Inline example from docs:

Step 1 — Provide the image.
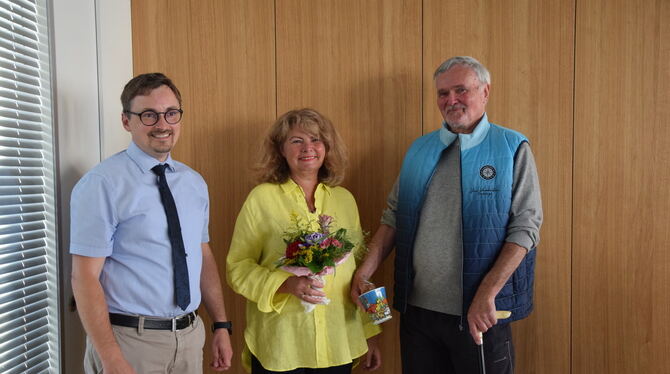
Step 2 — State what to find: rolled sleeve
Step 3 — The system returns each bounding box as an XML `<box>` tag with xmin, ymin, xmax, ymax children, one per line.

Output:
<box><xmin>380</xmin><ymin>177</ymin><xmax>399</xmax><ymax>229</ymax></box>
<box><xmin>226</xmin><ymin>199</ymin><xmax>292</xmax><ymax>314</ymax></box>
<box><xmin>506</xmin><ymin>142</ymin><xmax>543</xmax><ymax>251</ymax></box>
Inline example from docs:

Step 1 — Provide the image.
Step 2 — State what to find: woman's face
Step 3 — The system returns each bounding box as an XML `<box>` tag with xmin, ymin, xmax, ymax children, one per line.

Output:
<box><xmin>281</xmin><ymin>126</ymin><xmax>326</xmax><ymax>178</ymax></box>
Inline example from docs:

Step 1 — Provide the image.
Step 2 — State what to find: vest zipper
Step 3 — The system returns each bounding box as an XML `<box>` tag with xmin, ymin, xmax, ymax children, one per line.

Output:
<box><xmin>458</xmin><ymin>139</ymin><xmax>465</xmax><ymax>333</ymax></box>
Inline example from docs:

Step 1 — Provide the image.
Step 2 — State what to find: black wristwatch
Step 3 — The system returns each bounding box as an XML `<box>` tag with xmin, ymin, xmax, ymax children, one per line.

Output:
<box><xmin>211</xmin><ymin>321</ymin><xmax>233</xmax><ymax>335</ymax></box>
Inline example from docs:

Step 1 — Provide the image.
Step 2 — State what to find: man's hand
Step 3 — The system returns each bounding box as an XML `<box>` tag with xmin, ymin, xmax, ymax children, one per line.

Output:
<box><xmin>102</xmin><ymin>361</ymin><xmax>137</xmax><ymax>374</ymax></box>
<box><xmin>200</xmin><ymin>243</ymin><xmax>234</xmax><ymax>370</ymax></box>
<box><xmin>466</xmin><ymin>242</ymin><xmax>528</xmax><ymax>344</ymax></box>
<box><xmin>466</xmin><ymin>293</ymin><xmax>498</xmax><ymax>345</ymax></box>
<box><xmin>350</xmin><ymin>224</ymin><xmax>397</xmax><ymax>310</ymax></box>
<box><xmin>210</xmin><ymin>329</ymin><xmax>233</xmax><ymax>371</ymax></box>
<box><xmin>350</xmin><ymin>271</ymin><xmax>374</xmax><ymax>310</ymax></box>
<box><xmin>363</xmin><ymin>335</ymin><xmax>382</xmax><ymax>371</ymax></box>
<box><xmin>72</xmin><ymin>255</ymin><xmax>136</xmax><ymax>373</ymax></box>
<box><xmin>101</xmin><ymin>353</ymin><xmax>138</xmax><ymax>374</ymax></box>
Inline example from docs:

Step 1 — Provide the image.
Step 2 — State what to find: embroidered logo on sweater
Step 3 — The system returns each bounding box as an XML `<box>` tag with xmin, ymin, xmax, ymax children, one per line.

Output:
<box><xmin>480</xmin><ymin>165</ymin><xmax>496</xmax><ymax>180</ymax></box>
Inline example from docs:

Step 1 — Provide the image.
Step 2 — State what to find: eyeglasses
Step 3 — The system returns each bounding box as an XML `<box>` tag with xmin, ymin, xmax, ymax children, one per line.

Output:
<box><xmin>124</xmin><ymin>108</ymin><xmax>183</xmax><ymax>126</ymax></box>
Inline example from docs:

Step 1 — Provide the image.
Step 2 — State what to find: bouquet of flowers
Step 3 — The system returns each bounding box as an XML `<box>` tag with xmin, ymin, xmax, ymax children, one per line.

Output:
<box><xmin>276</xmin><ymin>213</ymin><xmax>355</xmax><ymax>312</ymax></box>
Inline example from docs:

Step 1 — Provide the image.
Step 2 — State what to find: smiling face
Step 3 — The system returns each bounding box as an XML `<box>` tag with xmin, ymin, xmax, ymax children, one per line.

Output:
<box><xmin>281</xmin><ymin>126</ymin><xmax>326</xmax><ymax>179</ymax></box>
<box><xmin>122</xmin><ymin>85</ymin><xmax>181</xmax><ymax>161</ymax></box>
<box><xmin>435</xmin><ymin>65</ymin><xmax>490</xmax><ymax>134</ymax></box>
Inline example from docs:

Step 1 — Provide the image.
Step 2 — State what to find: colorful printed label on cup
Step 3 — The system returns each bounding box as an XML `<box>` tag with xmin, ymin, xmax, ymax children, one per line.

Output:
<box><xmin>359</xmin><ymin>286</ymin><xmax>392</xmax><ymax>325</ymax></box>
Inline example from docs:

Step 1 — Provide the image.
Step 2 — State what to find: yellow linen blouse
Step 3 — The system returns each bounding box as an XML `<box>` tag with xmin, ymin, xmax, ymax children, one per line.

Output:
<box><xmin>226</xmin><ymin>180</ymin><xmax>380</xmax><ymax>372</ymax></box>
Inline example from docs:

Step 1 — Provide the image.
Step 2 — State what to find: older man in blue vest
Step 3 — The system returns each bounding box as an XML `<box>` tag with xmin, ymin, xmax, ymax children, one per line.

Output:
<box><xmin>352</xmin><ymin>56</ymin><xmax>542</xmax><ymax>373</ymax></box>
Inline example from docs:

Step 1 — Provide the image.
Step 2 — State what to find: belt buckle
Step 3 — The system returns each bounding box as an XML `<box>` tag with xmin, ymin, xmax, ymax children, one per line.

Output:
<box><xmin>172</xmin><ymin>312</ymin><xmax>193</xmax><ymax>331</ymax></box>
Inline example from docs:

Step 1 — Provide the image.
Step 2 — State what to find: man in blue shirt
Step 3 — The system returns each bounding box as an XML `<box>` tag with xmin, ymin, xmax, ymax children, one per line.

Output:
<box><xmin>351</xmin><ymin>56</ymin><xmax>542</xmax><ymax>373</ymax></box>
<box><xmin>71</xmin><ymin>73</ymin><xmax>233</xmax><ymax>373</ymax></box>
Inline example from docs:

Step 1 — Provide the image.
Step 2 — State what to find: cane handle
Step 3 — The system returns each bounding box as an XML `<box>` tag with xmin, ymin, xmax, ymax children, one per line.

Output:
<box><xmin>495</xmin><ymin>310</ymin><xmax>511</xmax><ymax>319</ymax></box>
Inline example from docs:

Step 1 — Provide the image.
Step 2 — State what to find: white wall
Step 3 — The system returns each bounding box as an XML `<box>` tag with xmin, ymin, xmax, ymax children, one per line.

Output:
<box><xmin>51</xmin><ymin>1</ymin><xmax>132</xmax><ymax>372</ymax></box>
<box><xmin>95</xmin><ymin>0</ymin><xmax>134</xmax><ymax>158</ymax></box>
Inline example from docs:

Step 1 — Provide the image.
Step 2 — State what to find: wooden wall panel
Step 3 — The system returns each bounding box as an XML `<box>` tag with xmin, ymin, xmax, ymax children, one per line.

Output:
<box><xmin>423</xmin><ymin>1</ymin><xmax>574</xmax><ymax>373</ymax></box>
<box><xmin>126</xmin><ymin>1</ymin><xmax>670</xmax><ymax>373</ymax></box>
<box><xmin>131</xmin><ymin>1</ymin><xmax>276</xmax><ymax>372</ymax></box>
<box><xmin>573</xmin><ymin>0</ymin><xmax>670</xmax><ymax>372</ymax></box>
<box><xmin>275</xmin><ymin>1</ymin><xmax>422</xmax><ymax>372</ymax></box>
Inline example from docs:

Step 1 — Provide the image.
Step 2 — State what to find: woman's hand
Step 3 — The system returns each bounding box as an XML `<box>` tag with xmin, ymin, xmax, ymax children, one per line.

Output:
<box><xmin>277</xmin><ymin>276</ymin><xmax>326</xmax><ymax>304</ymax></box>
<box><xmin>363</xmin><ymin>335</ymin><xmax>382</xmax><ymax>371</ymax></box>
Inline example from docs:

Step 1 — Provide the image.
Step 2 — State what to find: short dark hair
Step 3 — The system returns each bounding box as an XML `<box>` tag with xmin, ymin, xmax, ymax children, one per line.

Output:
<box><xmin>120</xmin><ymin>72</ymin><xmax>182</xmax><ymax>112</ymax></box>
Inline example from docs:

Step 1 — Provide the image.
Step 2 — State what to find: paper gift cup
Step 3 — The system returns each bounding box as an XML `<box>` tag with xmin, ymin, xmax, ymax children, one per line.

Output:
<box><xmin>359</xmin><ymin>286</ymin><xmax>392</xmax><ymax>325</ymax></box>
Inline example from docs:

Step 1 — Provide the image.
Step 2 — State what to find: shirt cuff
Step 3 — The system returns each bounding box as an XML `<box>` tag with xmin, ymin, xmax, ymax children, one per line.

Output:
<box><xmin>380</xmin><ymin>208</ymin><xmax>396</xmax><ymax>229</ymax></box>
<box><xmin>256</xmin><ymin>270</ymin><xmax>293</xmax><ymax>314</ymax></box>
<box><xmin>505</xmin><ymin>231</ymin><xmax>535</xmax><ymax>252</ymax></box>
<box><xmin>69</xmin><ymin>244</ymin><xmax>112</xmax><ymax>257</ymax></box>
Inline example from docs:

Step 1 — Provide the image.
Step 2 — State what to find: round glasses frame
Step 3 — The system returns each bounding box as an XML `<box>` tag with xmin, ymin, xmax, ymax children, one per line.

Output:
<box><xmin>124</xmin><ymin>108</ymin><xmax>183</xmax><ymax>126</ymax></box>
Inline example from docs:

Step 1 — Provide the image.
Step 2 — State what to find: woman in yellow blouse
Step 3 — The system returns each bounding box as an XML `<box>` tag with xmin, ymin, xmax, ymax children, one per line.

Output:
<box><xmin>226</xmin><ymin>108</ymin><xmax>381</xmax><ymax>373</ymax></box>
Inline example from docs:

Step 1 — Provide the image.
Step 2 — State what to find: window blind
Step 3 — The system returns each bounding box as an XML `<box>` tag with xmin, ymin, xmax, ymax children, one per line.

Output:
<box><xmin>0</xmin><ymin>0</ymin><xmax>59</xmax><ymax>373</ymax></box>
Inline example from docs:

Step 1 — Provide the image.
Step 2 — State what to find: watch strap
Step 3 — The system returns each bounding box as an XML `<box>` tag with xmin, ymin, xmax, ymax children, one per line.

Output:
<box><xmin>211</xmin><ymin>321</ymin><xmax>232</xmax><ymax>335</ymax></box>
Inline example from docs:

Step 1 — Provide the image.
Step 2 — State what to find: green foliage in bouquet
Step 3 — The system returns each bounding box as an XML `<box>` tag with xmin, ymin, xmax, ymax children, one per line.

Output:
<box><xmin>277</xmin><ymin>213</ymin><xmax>355</xmax><ymax>274</ymax></box>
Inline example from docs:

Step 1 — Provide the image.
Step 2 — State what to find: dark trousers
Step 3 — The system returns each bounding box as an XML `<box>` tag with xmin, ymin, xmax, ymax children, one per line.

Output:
<box><xmin>251</xmin><ymin>355</ymin><xmax>353</xmax><ymax>374</ymax></box>
<box><xmin>400</xmin><ymin>304</ymin><xmax>515</xmax><ymax>374</ymax></box>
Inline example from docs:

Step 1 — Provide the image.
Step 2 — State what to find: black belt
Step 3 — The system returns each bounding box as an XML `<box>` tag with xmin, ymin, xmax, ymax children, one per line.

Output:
<box><xmin>109</xmin><ymin>311</ymin><xmax>197</xmax><ymax>331</ymax></box>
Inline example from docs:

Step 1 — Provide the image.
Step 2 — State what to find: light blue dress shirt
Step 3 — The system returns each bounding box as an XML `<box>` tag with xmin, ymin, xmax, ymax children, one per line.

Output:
<box><xmin>70</xmin><ymin>142</ymin><xmax>208</xmax><ymax>317</ymax></box>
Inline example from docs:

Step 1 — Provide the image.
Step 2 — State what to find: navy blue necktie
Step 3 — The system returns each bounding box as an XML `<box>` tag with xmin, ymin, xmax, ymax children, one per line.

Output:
<box><xmin>151</xmin><ymin>164</ymin><xmax>190</xmax><ymax>310</ymax></box>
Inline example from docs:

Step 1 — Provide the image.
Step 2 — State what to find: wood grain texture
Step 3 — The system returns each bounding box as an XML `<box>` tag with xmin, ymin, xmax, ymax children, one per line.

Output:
<box><xmin>275</xmin><ymin>2</ymin><xmax>422</xmax><ymax>372</ymax></box>
<box><xmin>573</xmin><ymin>0</ymin><xmax>670</xmax><ymax>372</ymax></box>
<box><xmin>132</xmin><ymin>1</ymin><xmax>276</xmax><ymax>372</ymax></box>
<box><xmin>422</xmin><ymin>1</ymin><xmax>574</xmax><ymax>373</ymax></box>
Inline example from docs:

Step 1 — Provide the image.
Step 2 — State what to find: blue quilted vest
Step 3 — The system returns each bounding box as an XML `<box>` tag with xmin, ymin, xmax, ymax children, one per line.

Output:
<box><xmin>394</xmin><ymin>115</ymin><xmax>536</xmax><ymax>323</ymax></box>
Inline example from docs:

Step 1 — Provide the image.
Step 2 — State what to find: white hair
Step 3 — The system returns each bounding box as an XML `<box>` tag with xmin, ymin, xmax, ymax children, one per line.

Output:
<box><xmin>433</xmin><ymin>56</ymin><xmax>491</xmax><ymax>85</ymax></box>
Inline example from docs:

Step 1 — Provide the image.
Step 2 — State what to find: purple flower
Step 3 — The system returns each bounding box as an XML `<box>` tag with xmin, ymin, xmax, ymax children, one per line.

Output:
<box><xmin>305</xmin><ymin>232</ymin><xmax>325</xmax><ymax>244</ymax></box>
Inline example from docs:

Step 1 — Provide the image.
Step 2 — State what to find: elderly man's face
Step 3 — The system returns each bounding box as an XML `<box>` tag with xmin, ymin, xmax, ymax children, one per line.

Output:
<box><xmin>435</xmin><ymin>65</ymin><xmax>490</xmax><ymax>134</ymax></box>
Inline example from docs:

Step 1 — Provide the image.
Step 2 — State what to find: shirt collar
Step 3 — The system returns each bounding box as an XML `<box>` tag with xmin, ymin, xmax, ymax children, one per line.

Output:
<box><xmin>126</xmin><ymin>141</ymin><xmax>175</xmax><ymax>173</ymax></box>
<box><xmin>279</xmin><ymin>178</ymin><xmax>332</xmax><ymax>196</ymax></box>
<box><xmin>439</xmin><ymin>112</ymin><xmax>491</xmax><ymax>151</ymax></box>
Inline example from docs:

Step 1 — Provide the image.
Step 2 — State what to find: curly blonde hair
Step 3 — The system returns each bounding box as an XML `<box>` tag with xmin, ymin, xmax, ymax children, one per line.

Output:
<box><xmin>256</xmin><ymin>108</ymin><xmax>347</xmax><ymax>186</ymax></box>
